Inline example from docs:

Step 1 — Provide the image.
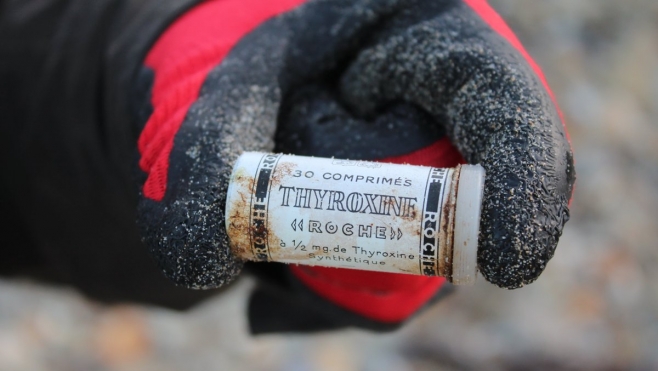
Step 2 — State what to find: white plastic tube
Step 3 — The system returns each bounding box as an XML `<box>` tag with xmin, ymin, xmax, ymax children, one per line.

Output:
<box><xmin>225</xmin><ymin>152</ymin><xmax>485</xmax><ymax>285</ymax></box>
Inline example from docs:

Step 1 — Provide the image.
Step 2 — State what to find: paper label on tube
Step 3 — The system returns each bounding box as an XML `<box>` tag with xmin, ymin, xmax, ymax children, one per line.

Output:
<box><xmin>225</xmin><ymin>152</ymin><xmax>459</xmax><ymax>277</ymax></box>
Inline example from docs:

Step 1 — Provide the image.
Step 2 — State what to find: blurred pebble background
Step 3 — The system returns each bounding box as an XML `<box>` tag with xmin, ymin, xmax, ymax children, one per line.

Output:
<box><xmin>1</xmin><ymin>0</ymin><xmax>657</xmax><ymax>370</ymax></box>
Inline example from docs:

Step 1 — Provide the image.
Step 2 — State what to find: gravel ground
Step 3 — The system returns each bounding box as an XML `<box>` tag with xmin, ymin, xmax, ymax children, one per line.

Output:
<box><xmin>2</xmin><ymin>1</ymin><xmax>657</xmax><ymax>370</ymax></box>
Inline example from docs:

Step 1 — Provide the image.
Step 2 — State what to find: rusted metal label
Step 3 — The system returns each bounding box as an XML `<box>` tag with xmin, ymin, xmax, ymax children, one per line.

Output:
<box><xmin>225</xmin><ymin>152</ymin><xmax>470</xmax><ymax>279</ymax></box>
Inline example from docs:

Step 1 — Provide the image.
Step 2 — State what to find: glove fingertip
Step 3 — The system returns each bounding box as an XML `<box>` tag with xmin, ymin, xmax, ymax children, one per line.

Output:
<box><xmin>477</xmin><ymin>143</ymin><xmax>574</xmax><ymax>289</ymax></box>
<box><xmin>138</xmin><ymin>193</ymin><xmax>244</xmax><ymax>290</ymax></box>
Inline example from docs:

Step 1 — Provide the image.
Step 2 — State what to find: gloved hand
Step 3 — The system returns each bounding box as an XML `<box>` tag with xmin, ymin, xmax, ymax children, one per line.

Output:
<box><xmin>135</xmin><ymin>0</ymin><xmax>575</xmax><ymax>329</ymax></box>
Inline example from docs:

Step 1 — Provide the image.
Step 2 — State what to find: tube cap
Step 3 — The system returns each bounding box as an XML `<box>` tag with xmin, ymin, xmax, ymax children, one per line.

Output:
<box><xmin>451</xmin><ymin>164</ymin><xmax>485</xmax><ymax>285</ymax></box>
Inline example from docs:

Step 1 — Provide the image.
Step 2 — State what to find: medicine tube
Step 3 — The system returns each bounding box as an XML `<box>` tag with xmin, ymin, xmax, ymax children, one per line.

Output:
<box><xmin>225</xmin><ymin>152</ymin><xmax>485</xmax><ymax>285</ymax></box>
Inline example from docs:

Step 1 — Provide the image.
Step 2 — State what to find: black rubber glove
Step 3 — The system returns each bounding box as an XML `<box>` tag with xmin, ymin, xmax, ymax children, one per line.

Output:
<box><xmin>136</xmin><ymin>0</ymin><xmax>575</xmax><ymax>295</ymax></box>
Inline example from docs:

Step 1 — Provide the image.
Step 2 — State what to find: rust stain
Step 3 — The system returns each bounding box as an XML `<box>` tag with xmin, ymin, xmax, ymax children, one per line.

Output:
<box><xmin>226</xmin><ymin>168</ymin><xmax>257</xmax><ymax>261</ymax></box>
<box><xmin>227</xmin><ymin>160</ymin><xmax>299</xmax><ymax>263</ymax></box>
<box><xmin>264</xmin><ymin>160</ymin><xmax>306</xmax><ymax>262</ymax></box>
<box><xmin>400</xmin><ymin>208</ymin><xmax>418</xmax><ymax>223</ymax></box>
<box><xmin>268</xmin><ymin>160</ymin><xmax>297</xmax><ymax>187</ymax></box>
<box><xmin>439</xmin><ymin>166</ymin><xmax>461</xmax><ymax>281</ymax></box>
